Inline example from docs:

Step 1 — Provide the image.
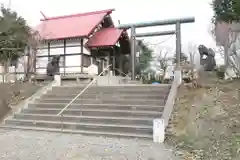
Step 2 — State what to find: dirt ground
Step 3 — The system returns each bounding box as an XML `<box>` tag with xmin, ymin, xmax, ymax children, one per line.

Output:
<box><xmin>166</xmin><ymin>74</ymin><xmax>240</xmax><ymax>160</ymax></box>
<box><xmin>0</xmin><ymin>82</ymin><xmax>42</xmax><ymax>121</ymax></box>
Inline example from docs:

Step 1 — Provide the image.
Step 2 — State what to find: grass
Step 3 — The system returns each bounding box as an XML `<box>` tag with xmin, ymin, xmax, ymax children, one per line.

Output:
<box><xmin>166</xmin><ymin>79</ymin><xmax>240</xmax><ymax>160</ymax></box>
<box><xmin>0</xmin><ymin>82</ymin><xmax>42</xmax><ymax>121</ymax></box>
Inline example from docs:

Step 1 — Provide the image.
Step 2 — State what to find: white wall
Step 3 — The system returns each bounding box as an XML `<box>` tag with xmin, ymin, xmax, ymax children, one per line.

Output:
<box><xmin>36</xmin><ymin>38</ymin><xmax>91</xmax><ymax>74</ymax></box>
<box><xmin>0</xmin><ymin>37</ymin><xmax>95</xmax><ymax>81</ymax></box>
<box><xmin>0</xmin><ymin>56</ymin><xmax>26</xmax><ymax>82</ymax></box>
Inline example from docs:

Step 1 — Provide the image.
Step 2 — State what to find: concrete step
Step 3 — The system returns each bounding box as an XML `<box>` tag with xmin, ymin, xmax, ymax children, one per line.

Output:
<box><xmin>0</xmin><ymin>125</ymin><xmax>152</xmax><ymax>139</ymax></box>
<box><xmin>47</xmin><ymin>90</ymin><xmax>170</xmax><ymax>97</ymax></box>
<box><xmin>50</xmin><ymin>85</ymin><xmax>171</xmax><ymax>93</ymax></box>
<box><xmin>48</xmin><ymin>89</ymin><xmax>170</xmax><ymax>95</ymax></box>
<box><xmin>21</xmin><ymin>108</ymin><xmax>162</xmax><ymax>118</ymax></box>
<box><xmin>5</xmin><ymin>119</ymin><xmax>153</xmax><ymax>135</ymax></box>
<box><xmin>28</xmin><ymin>103</ymin><xmax>164</xmax><ymax>112</ymax></box>
<box><xmin>127</xmin><ymin>80</ymin><xmax>141</xmax><ymax>84</ymax></box>
<box><xmin>36</xmin><ymin>98</ymin><xmax>166</xmax><ymax>106</ymax></box>
<box><xmin>41</xmin><ymin>93</ymin><xmax>167</xmax><ymax>100</ymax></box>
<box><xmin>53</xmin><ymin>84</ymin><xmax>170</xmax><ymax>90</ymax></box>
<box><xmin>14</xmin><ymin>113</ymin><xmax>154</xmax><ymax>125</ymax></box>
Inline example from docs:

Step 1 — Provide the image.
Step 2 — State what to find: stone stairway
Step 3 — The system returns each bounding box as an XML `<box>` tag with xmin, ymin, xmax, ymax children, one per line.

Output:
<box><xmin>2</xmin><ymin>84</ymin><xmax>171</xmax><ymax>139</ymax></box>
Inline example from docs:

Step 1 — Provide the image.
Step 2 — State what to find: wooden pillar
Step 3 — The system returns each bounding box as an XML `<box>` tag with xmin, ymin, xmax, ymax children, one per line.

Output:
<box><xmin>100</xmin><ymin>58</ymin><xmax>104</xmax><ymax>75</ymax></box>
<box><xmin>102</xmin><ymin>58</ymin><xmax>105</xmax><ymax>71</ymax></box>
<box><xmin>119</xmin><ymin>54</ymin><xmax>123</xmax><ymax>73</ymax></box>
<box><xmin>63</xmin><ymin>39</ymin><xmax>66</xmax><ymax>75</ymax></box>
<box><xmin>33</xmin><ymin>47</ymin><xmax>36</xmax><ymax>74</ymax></box>
<box><xmin>118</xmin><ymin>45</ymin><xmax>123</xmax><ymax>76</ymax></box>
<box><xmin>80</xmin><ymin>39</ymin><xmax>84</xmax><ymax>73</ymax></box>
<box><xmin>112</xmin><ymin>48</ymin><xmax>116</xmax><ymax>76</ymax></box>
<box><xmin>47</xmin><ymin>42</ymin><xmax>50</xmax><ymax>62</ymax></box>
<box><xmin>107</xmin><ymin>52</ymin><xmax>111</xmax><ymax>75</ymax></box>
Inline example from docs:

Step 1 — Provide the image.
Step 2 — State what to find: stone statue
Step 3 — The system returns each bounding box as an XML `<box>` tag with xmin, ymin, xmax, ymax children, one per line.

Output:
<box><xmin>198</xmin><ymin>45</ymin><xmax>216</xmax><ymax>71</ymax></box>
<box><xmin>46</xmin><ymin>55</ymin><xmax>60</xmax><ymax>78</ymax></box>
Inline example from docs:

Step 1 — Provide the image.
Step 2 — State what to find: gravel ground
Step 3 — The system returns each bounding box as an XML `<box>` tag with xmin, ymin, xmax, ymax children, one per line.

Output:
<box><xmin>0</xmin><ymin>129</ymin><xmax>179</xmax><ymax>160</ymax></box>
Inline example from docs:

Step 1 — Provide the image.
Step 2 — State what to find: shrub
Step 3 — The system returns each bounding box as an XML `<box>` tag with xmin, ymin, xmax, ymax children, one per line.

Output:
<box><xmin>216</xmin><ymin>65</ymin><xmax>226</xmax><ymax>79</ymax></box>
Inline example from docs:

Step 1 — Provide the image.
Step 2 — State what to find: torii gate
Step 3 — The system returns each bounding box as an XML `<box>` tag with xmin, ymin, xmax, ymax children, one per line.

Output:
<box><xmin>118</xmin><ymin>17</ymin><xmax>195</xmax><ymax>80</ymax></box>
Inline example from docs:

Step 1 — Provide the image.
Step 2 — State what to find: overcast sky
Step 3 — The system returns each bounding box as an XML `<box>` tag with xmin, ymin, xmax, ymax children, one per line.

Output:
<box><xmin>0</xmin><ymin>0</ymin><xmax>222</xmax><ymax>63</ymax></box>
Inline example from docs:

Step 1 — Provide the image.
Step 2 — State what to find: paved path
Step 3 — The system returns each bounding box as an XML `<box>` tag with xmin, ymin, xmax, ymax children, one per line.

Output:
<box><xmin>0</xmin><ymin>129</ymin><xmax>179</xmax><ymax>160</ymax></box>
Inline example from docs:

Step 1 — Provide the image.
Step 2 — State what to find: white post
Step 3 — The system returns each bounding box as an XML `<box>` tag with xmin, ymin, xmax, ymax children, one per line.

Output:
<box><xmin>174</xmin><ymin>70</ymin><xmax>182</xmax><ymax>86</ymax></box>
<box><xmin>53</xmin><ymin>75</ymin><xmax>61</xmax><ymax>86</ymax></box>
<box><xmin>90</xmin><ymin>57</ymin><xmax>93</xmax><ymax>65</ymax></box>
<box><xmin>153</xmin><ymin>119</ymin><xmax>165</xmax><ymax>143</ymax></box>
<box><xmin>101</xmin><ymin>59</ymin><xmax>105</xmax><ymax>76</ymax></box>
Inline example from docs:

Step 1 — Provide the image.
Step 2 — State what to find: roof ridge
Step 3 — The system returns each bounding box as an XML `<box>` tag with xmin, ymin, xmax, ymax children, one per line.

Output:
<box><xmin>41</xmin><ymin>9</ymin><xmax>114</xmax><ymax>21</ymax></box>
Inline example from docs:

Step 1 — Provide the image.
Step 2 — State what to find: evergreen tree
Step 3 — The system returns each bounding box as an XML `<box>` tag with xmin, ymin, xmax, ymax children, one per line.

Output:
<box><xmin>135</xmin><ymin>40</ymin><xmax>153</xmax><ymax>75</ymax></box>
<box><xmin>212</xmin><ymin>0</ymin><xmax>240</xmax><ymax>22</ymax></box>
<box><xmin>0</xmin><ymin>5</ymin><xmax>32</xmax><ymax>67</ymax></box>
<box><xmin>172</xmin><ymin>52</ymin><xmax>188</xmax><ymax>64</ymax></box>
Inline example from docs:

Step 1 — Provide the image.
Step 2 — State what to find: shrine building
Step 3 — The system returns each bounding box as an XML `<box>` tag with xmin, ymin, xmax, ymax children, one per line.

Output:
<box><xmin>35</xmin><ymin>9</ymin><xmax>131</xmax><ymax>78</ymax></box>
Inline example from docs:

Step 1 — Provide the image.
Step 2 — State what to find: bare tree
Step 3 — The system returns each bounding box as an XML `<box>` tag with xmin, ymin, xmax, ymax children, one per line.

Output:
<box><xmin>24</xmin><ymin>30</ymin><xmax>42</xmax><ymax>81</ymax></box>
<box><xmin>158</xmin><ymin>50</ymin><xmax>168</xmax><ymax>73</ymax></box>
<box><xmin>209</xmin><ymin>21</ymin><xmax>240</xmax><ymax>79</ymax></box>
<box><xmin>154</xmin><ymin>48</ymin><xmax>174</xmax><ymax>82</ymax></box>
<box><xmin>187</xmin><ymin>43</ymin><xmax>197</xmax><ymax>68</ymax></box>
<box><xmin>181</xmin><ymin>43</ymin><xmax>200</xmax><ymax>86</ymax></box>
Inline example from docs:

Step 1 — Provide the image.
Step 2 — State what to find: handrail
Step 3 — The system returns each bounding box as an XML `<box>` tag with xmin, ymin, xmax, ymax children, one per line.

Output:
<box><xmin>57</xmin><ymin>64</ymin><xmax>112</xmax><ymax>116</ymax></box>
<box><xmin>162</xmin><ymin>70</ymin><xmax>181</xmax><ymax>128</ymax></box>
<box><xmin>113</xmin><ymin>68</ymin><xmax>130</xmax><ymax>78</ymax></box>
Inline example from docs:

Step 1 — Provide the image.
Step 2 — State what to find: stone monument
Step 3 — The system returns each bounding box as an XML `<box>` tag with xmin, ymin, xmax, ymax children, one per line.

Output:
<box><xmin>198</xmin><ymin>45</ymin><xmax>216</xmax><ymax>71</ymax></box>
<box><xmin>46</xmin><ymin>55</ymin><xmax>61</xmax><ymax>80</ymax></box>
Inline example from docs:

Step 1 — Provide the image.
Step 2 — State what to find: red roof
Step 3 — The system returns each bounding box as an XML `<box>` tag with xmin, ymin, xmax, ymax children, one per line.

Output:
<box><xmin>36</xmin><ymin>9</ymin><xmax>114</xmax><ymax>40</ymax></box>
<box><xmin>86</xmin><ymin>27</ymin><xmax>125</xmax><ymax>47</ymax></box>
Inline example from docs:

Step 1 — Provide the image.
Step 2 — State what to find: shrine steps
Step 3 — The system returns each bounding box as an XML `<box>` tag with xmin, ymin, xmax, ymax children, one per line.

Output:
<box><xmin>2</xmin><ymin>84</ymin><xmax>171</xmax><ymax>139</ymax></box>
